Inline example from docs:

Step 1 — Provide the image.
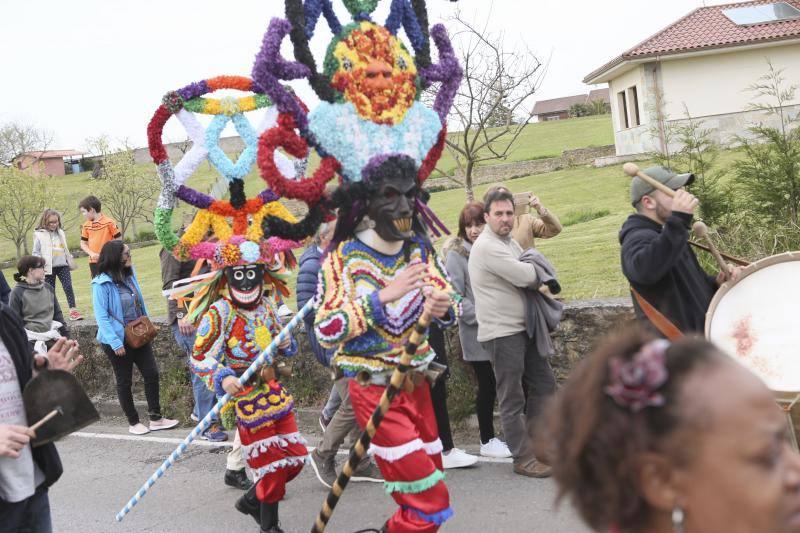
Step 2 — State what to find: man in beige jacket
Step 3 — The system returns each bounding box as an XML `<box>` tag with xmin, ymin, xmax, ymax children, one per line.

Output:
<box><xmin>485</xmin><ymin>186</ymin><xmax>562</xmax><ymax>251</ymax></box>
<box><xmin>468</xmin><ymin>188</ymin><xmax>556</xmax><ymax>478</ymax></box>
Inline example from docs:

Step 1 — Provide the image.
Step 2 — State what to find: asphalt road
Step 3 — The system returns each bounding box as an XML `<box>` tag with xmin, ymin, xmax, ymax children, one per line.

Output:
<box><xmin>48</xmin><ymin>423</ymin><xmax>590</xmax><ymax>533</ymax></box>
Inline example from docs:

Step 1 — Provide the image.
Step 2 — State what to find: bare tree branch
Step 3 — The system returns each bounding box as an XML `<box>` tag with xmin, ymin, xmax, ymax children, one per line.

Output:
<box><xmin>426</xmin><ymin>10</ymin><xmax>545</xmax><ymax>200</ymax></box>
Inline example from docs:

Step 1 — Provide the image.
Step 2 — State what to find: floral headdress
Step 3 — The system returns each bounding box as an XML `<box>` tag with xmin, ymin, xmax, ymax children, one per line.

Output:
<box><xmin>149</xmin><ymin>75</ymin><xmax>302</xmax><ymax>270</ymax></box>
<box><xmin>249</xmin><ymin>0</ymin><xmax>462</xmax><ymax>242</ymax></box>
<box><xmin>604</xmin><ymin>339</ymin><xmax>670</xmax><ymax>413</ymax></box>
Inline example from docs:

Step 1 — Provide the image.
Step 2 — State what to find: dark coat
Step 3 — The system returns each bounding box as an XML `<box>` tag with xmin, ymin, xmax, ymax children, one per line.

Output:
<box><xmin>620</xmin><ymin>213</ymin><xmax>717</xmax><ymax>335</ymax></box>
<box><xmin>0</xmin><ymin>303</ymin><xmax>63</xmax><ymax>499</ymax></box>
<box><xmin>0</xmin><ymin>271</ymin><xmax>9</xmax><ymax>305</ymax></box>
<box><xmin>296</xmin><ymin>246</ymin><xmax>333</xmax><ymax>366</ymax></box>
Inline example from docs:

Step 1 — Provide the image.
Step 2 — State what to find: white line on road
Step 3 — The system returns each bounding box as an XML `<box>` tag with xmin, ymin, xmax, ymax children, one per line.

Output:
<box><xmin>69</xmin><ymin>431</ymin><xmax>514</xmax><ymax>463</ymax></box>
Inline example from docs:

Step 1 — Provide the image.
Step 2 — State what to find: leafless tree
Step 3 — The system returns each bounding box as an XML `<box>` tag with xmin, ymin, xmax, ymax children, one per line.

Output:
<box><xmin>428</xmin><ymin>10</ymin><xmax>546</xmax><ymax>200</ymax></box>
<box><xmin>0</xmin><ymin>122</ymin><xmax>54</xmax><ymax>169</ymax></box>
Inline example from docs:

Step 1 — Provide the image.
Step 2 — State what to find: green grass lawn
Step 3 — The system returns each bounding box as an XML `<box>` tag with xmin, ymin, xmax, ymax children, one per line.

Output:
<box><xmin>433</xmin><ymin>115</ymin><xmax>614</xmax><ymax>176</ymax></box>
<box><xmin>2</xmin><ymin>159</ymin><xmax>635</xmax><ymax>317</ymax></box>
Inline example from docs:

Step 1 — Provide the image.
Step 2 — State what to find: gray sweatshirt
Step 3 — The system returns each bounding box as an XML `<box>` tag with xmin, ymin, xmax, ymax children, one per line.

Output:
<box><xmin>9</xmin><ymin>282</ymin><xmax>68</xmax><ymax>336</ymax></box>
<box><xmin>468</xmin><ymin>226</ymin><xmax>538</xmax><ymax>343</ymax></box>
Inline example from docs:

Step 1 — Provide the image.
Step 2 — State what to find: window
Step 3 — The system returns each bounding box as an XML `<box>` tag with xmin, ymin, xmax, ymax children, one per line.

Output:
<box><xmin>617</xmin><ymin>90</ymin><xmax>629</xmax><ymax>129</ymax></box>
<box><xmin>627</xmin><ymin>86</ymin><xmax>641</xmax><ymax>126</ymax></box>
<box><xmin>723</xmin><ymin>2</ymin><xmax>800</xmax><ymax>26</ymax></box>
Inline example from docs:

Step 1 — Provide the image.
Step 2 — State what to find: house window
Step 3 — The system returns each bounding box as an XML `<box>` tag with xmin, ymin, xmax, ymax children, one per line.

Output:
<box><xmin>627</xmin><ymin>86</ymin><xmax>641</xmax><ymax>126</ymax></box>
<box><xmin>617</xmin><ymin>90</ymin><xmax>629</xmax><ymax>129</ymax></box>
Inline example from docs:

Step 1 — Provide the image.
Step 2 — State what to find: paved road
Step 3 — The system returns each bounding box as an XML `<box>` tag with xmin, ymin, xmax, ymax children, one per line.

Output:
<box><xmin>49</xmin><ymin>423</ymin><xmax>590</xmax><ymax>533</ymax></box>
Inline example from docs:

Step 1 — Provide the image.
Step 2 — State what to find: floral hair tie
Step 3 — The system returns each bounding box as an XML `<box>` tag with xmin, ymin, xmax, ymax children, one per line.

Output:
<box><xmin>605</xmin><ymin>339</ymin><xmax>670</xmax><ymax>413</ymax></box>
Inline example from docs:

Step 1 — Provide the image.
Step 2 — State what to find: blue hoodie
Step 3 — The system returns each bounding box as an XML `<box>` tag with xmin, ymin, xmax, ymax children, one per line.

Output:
<box><xmin>91</xmin><ymin>271</ymin><xmax>148</xmax><ymax>351</ymax></box>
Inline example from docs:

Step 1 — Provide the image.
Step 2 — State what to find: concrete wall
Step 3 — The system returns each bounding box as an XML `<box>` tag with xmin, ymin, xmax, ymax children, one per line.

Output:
<box><xmin>660</xmin><ymin>42</ymin><xmax>800</xmax><ymax>120</ymax></box>
<box><xmin>68</xmin><ymin>299</ymin><xmax>635</xmax><ymax>421</ymax></box>
<box><xmin>608</xmin><ymin>42</ymin><xmax>800</xmax><ymax>156</ymax></box>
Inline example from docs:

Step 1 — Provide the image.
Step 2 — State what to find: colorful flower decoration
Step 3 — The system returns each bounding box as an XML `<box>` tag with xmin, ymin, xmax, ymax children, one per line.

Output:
<box><xmin>249</xmin><ymin>0</ymin><xmax>463</xmax><ymax>243</ymax></box>
<box><xmin>149</xmin><ymin>75</ymin><xmax>303</xmax><ymax>270</ymax></box>
<box><xmin>604</xmin><ymin>339</ymin><xmax>671</xmax><ymax>413</ymax></box>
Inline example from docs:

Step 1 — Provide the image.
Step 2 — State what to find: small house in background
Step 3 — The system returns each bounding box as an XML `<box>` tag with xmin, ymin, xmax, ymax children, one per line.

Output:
<box><xmin>584</xmin><ymin>0</ymin><xmax>800</xmax><ymax>156</ymax></box>
<box><xmin>532</xmin><ymin>94</ymin><xmax>592</xmax><ymax>121</ymax></box>
<box><xmin>15</xmin><ymin>150</ymin><xmax>87</xmax><ymax>176</ymax></box>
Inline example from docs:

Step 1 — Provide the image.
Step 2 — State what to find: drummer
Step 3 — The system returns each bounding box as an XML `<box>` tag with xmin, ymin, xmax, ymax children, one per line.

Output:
<box><xmin>620</xmin><ymin>166</ymin><xmax>741</xmax><ymax>336</ymax></box>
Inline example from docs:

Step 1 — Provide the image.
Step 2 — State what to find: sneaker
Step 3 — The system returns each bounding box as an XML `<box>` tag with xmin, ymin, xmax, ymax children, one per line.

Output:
<box><xmin>309</xmin><ymin>449</ymin><xmax>337</xmax><ymax>488</ymax></box>
<box><xmin>277</xmin><ymin>304</ymin><xmax>294</xmax><ymax>319</ymax></box>
<box><xmin>480</xmin><ymin>438</ymin><xmax>512</xmax><ymax>458</ymax></box>
<box><xmin>149</xmin><ymin>417</ymin><xmax>179</xmax><ymax>431</ymax></box>
<box><xmin>513</xmin><ymin>457</ymin><xmax>552</xmax><ymax>478</ymax></box>
<box><xmin>201</xmin><ymin>423</ymin><xmax>229</xmax><ymax>442</ymax></box>
<box><xmin>69</xmin><ymin>308</ymin><xmax>83</xmax><ymax>321</ymax></box>
<box><xmin>318</xmin><ymin>414</ymin><xmax>331</xmax><ymax>432</ymax></box>
<box><xmin>129</xmin><ymin>423</ymin><xmax>150</xmax><ymax>435</ymax></box>
<box><xmin>225</xmin><ymin>468</ymin><xmax>254</xmax><ymax>490</ymax></box>
<box><xmin>442</xmin><ymin>448</ymin><xmax>478</xmax><ymax>469</ymax></box>
<box><xmin>351</xmin><ymin>461</ymin><xmax>383</xmax><ymax>483</ymax></box>
<box><xmin>190</xmin><ymin>413</ymin><xmax>199</xmax><ymax>422</ymax></box>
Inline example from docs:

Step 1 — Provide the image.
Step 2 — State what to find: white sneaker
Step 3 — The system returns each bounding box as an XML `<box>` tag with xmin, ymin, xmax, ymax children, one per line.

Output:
<box><xmin>129</xmin><ymin>423</ymin><xmax>150</xmax><ymax>435</ymax></box>
<box><xmin>277</xmin><ymin>304</ymin><xmax>294</xmax><ymax>319</ymax></box>
<box><xmin>149</xmin><ymin>418</ymin><xmax>179</xmax><ymax>431</ymax></box>
<box><xmin>190</xmin><ymin>413</ymin><xmax>199</xmax><ymax>422</ymax></box>
<box><xmin>442</xmin><ymin>448</ymin><xmax>478</xmax><ymax>469</ymax></box>
<box><xmin>480</xmin><ymin>438</ymin><xmax>512</xmax><ymax>458</ymax></box>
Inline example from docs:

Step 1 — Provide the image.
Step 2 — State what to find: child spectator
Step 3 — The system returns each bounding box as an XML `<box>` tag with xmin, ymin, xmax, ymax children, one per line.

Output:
<box><xmin>33</xmin><ymin>209</ymin><xmax>82</xmax><ymax>320</ymax></box>
<box><xmin>78</xmin><ymin>195</ymin><xmax>121</xmax><ymax>278</ymax></box>
<box><xmin>9</xmin><ymin>256</ymin><xmax>69</xmax><ymax>355</ymax></box>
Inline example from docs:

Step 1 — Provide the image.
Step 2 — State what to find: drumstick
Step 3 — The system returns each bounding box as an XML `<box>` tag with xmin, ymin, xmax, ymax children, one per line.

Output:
<box><xmin>623</xmin><ymin>163</ymin><xmax>676</xmax><ymax>198</ymax></box>
<box><xmin>692</xmin><ymin>221</ymin><xmax>729</xmax><ymax>273</ymax></box>
<box><xmin>29</xmin><ymin>407</ymin><xmax>63</xmax><ymax>433</ymax></box>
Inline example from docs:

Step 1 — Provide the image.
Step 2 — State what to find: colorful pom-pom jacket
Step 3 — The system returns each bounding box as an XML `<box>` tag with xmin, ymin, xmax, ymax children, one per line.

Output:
<box><xmin>314</xmin><ymin>237</ymin><xmax>460</xmax><ymax>381</ymax></box>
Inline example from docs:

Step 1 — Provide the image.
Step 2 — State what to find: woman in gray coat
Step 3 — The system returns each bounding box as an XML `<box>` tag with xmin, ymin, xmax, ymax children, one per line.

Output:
<box><xmin>444</xmin><ymin>202</ymin><xmax>511</xmax><ymax>459</ymax></box>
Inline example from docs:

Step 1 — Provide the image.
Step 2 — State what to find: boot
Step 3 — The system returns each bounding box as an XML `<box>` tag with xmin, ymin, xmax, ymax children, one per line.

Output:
<box><xmin>235</xmin><ymin>485</ymin><xmax>260</xmax><ymax>525</ymax></box>
<box><xmin>259</xmin><ymin>501</ymin><xmax>284</xmax><ymax>533</ymax></box>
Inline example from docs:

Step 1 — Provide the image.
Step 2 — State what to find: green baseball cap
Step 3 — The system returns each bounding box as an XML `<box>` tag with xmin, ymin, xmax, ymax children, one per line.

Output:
<box><xmin>630</xmin><ymin>166</ymin><xmax>695</xmax><ymax>206</ymax></box>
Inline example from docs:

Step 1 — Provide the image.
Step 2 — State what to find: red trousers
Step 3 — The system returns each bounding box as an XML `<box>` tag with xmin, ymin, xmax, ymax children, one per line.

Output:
<box><xmin>350</xmin><ymin>380</ymin><xmax>452</xmax><ymax>533</ymax></box>
<box><xmin>237</xmin><ymin>410</ymin><xmax>307</xmax><ymax>503</ymax></box>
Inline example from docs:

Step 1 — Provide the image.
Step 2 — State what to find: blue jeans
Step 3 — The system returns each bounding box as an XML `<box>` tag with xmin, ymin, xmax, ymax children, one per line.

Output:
<box><xmin>0</xmin><ymin>485</ymin><xmax>52</xmax><ymax>533</ymax></box>
<box><xmin>171</xmin><ymin>322</ymin><xmax>217</xmax><ymax>425</ymax></box>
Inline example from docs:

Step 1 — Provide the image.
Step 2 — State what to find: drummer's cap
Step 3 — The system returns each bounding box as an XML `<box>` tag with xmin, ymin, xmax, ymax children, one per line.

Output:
<box><xmin>631</xmin><ymin>166</ymin><xmax>695</xmax><ymax>206</ymax></box>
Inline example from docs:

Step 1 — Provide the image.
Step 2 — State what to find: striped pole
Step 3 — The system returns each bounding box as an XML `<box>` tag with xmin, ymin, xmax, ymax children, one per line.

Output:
<box><xmin>311</xmin><ymin>309</ymin><xmax>433</xmax><ymax>533</ymax></box>
<box><xmin>115</xmin><ymin>300</ymin><xmax>314</xmax><ymax>523</ymax></box>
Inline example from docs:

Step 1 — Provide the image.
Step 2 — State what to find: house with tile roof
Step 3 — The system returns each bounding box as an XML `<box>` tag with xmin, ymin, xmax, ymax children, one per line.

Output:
<box><xmin>532</xmin><ymin>89</ymin><xmax>610</xmax><ymax>121</ymax></box>
<box><xmin>584</xmin><ymin>0</ymin><xmax>800</xmax><ymax>156</ymax></box>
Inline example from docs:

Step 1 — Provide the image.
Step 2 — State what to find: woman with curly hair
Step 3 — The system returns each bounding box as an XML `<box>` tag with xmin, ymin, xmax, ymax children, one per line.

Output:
<box><xmin>544</xmin><ymin>327</ymin><xmax>800</xmax><ymax>533</ymax></box>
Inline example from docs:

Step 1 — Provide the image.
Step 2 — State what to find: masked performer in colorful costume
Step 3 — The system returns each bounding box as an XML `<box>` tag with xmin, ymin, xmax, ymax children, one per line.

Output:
<box><xmin>149</xmin><ymin>75</ymin><xmax>307</xmax><ymax>533</ymax></box>
<box><xmin>249</xmin><ymin>2</ymin><xmax>463</xmax><ymax>530</ymax></box>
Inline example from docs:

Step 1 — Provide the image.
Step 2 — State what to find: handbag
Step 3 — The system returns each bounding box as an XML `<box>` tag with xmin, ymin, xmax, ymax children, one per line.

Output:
<box><xmin>112</xmin><ymin>281</ymin><xmax>158</xmax><ymax>349</ymax></box>
<box><xmin>66</xmin><ymin>253</ymin><xmax>78</xmax><ymax>271</ymax></box>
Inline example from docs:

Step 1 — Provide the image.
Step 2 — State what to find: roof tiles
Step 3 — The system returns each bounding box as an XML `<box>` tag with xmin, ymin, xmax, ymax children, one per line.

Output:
<box><xmin>585</xmin><ymin>0</ymin><xmax>800</xmax><ymax>82</ymax></box>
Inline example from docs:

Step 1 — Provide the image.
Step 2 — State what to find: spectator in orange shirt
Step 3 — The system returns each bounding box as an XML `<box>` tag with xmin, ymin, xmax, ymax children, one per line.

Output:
<box><xmin>78</xmin><ymin>196</ymin><xmax>121</xmax><ymax>278</ymax></box>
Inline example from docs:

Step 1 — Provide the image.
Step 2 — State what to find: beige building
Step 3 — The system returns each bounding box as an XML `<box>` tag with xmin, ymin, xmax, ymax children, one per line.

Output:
<box><xmin>584</xmin><ymin>0</ymin><xmax>800</xmax><ymax>156</ymax></box>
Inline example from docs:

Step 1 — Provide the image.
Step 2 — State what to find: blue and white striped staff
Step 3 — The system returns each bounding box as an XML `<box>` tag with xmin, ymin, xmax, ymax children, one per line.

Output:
<box><xmin>115</xmin><ymin>300</ymin><xmax>314</xmax><ymax>522</ymax></box>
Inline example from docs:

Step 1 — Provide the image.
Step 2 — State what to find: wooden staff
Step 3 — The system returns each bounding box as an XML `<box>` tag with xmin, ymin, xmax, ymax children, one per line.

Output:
<box><xmin>692</xmin><ymin>221</ymin><xmax>729</xmax><ymax>273</ymax></box>
<box><xmin>29</xmin><ymin>407</ymin><xmax>62</xmax><ymax>433</ymax></box>
<box><xmin>311</xmin><ymin>309</ymin><xmax>434</xmax><ymax>533</ymax></box>
<box><xmin>623</xmin><ymin>162</ymin><xmax>678</xmax><ymax>197</ymax></box>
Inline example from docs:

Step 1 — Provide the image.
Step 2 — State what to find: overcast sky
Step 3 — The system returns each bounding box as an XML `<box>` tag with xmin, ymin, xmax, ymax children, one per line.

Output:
<box><xmin>0</xmin><ymin>0</ymin><xmax>727</xmax><ymax>151</ymax></box>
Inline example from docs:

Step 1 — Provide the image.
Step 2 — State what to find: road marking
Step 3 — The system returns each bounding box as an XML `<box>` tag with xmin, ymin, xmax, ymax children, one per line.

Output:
<box><xmin>69</xmin><ymin>432</ymin><xmax>514</xmax><ymax>463</ymax></box>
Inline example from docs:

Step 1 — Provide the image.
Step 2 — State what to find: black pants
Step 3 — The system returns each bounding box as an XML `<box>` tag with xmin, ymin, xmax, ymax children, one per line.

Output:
<box><xmin>427</xmin><ymin>323</ymin><xmax>454</xmax><ymax>452</ymax></box>
<box><xmin>44</xmin><ymin>265</ymin><xmax>76</xmax><ymax>308</ymax></box>
<box><xmin>469</xmin><ymin>360</ymin><xmax>497</xmax><ymax>445</ymax></box>
<box><xmin>102</xmin><ymin>342</ymin><xmax>162</xmax><ymax>425</ymax></box>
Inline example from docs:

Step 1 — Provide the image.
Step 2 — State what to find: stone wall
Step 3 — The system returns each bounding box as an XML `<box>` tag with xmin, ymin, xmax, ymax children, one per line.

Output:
<box><xmin>425</xmin><ymin>145</ymin><xmax>615</xmax><ymax>193</ymax></box>
<box><xmin>68</xmin><ymin>298</ymin><xmax>635</xmax><ymax>421</ymax></box>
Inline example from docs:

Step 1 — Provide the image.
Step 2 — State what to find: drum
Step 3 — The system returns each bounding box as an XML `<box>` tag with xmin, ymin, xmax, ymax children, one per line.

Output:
<box><xmin>706</xmin><ymin>251</ymin><xmax>800</xmax><ymax>396</ymax></box>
